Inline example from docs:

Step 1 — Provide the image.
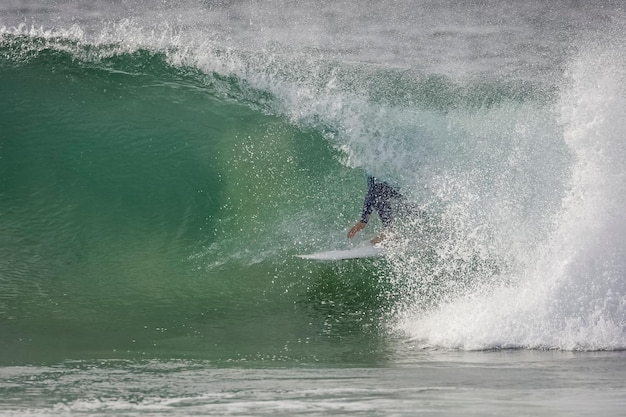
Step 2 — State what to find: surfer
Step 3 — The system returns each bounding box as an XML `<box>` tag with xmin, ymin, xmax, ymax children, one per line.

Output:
<box><xmin>347</xmin><ymin>175</ymin><xmax>402</xmax><ymax>244</ymax></box>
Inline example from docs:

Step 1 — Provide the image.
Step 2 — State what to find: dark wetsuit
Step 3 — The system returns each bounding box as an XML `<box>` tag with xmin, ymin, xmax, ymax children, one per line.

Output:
<box><xmin>360</xmin><ymin>176</ymin><xmax>402</xmax><ymax>228</ymax></box>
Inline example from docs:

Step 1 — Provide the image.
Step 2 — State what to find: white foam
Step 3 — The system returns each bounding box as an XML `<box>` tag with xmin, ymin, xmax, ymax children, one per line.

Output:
<box><xmin>394</xmin><ymin>27</ymin><xmax>626</xmax><ymax>351</ymax></box>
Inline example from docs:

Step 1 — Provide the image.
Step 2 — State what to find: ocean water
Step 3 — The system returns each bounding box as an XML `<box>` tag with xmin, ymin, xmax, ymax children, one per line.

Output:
<box><xmin>1</xmin><ymin>0</ymin><xmax>626</xmax><ymax>415</ymax></box>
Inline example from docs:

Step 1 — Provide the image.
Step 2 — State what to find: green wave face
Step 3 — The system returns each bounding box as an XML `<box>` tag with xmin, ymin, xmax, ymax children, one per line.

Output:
<box><xmin>0</xmin><ymin>37</ymin><xmax>394</xmax><ymax>365</ymax></box>
<box><xmin>2</xmin><ymin>12</ymin><xmax>625</xmax><ymax>362</ymax></box>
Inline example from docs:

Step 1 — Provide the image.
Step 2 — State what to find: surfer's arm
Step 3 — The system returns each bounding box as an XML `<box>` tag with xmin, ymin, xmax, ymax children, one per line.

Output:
<box><xmin>359</xmin><ymin>177</ymin><xmax>377</xmax><ymax>223</ymax></box>
<box><xmin>348</xmin><ymin>176</ymin><xmax>376</xmax><ymax>239</ymax></box>
<box><xmin>348</xmin><ymin>194</ymin><xmax>374</xmax><ymax>239</ymax></box>
<box><xmin>347</xmin><ymin>220</ymin><xmax>366</xmax><ymax>239</ymax></box>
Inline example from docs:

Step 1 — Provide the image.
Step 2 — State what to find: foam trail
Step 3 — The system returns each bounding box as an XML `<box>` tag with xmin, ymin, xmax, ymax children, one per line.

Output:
<box><xmin>395</xmin><ymin>29</ymin><xmax>626</xmax><ymax>351</ymax></box>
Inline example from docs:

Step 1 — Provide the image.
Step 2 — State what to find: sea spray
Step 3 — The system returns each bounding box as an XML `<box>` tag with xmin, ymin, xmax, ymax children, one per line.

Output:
<box><xmin>394</xmin><ymin>29</ymin><xmax>626</xmax><ymax>351</ymax></box>
<box><xmin>2</xmin><ymin>2</ymin><xmax>626</xmax><ymax>415</ymax></box>
<box><xmin>546</xmin><ymin>27</ymin><xmax>626</xmax><ymax>349</ymax></box>
<box><xmin>2</xmin><ymin>2</ymin><xmax>625</xmax><ymax>366</ymax></box>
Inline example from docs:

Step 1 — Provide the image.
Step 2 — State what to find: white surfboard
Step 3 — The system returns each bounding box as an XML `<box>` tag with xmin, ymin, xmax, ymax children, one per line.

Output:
<box><xmin>296</xmin><ymin>245</ymin><xmax>382</xmax><ymax>261</ymax></box>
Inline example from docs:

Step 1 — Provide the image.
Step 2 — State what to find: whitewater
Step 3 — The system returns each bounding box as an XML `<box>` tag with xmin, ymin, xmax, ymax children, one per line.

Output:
<box><xmin>1</xmin><ymin>0</ymin><xmax>625</xmax><ymax>415</ymax></box>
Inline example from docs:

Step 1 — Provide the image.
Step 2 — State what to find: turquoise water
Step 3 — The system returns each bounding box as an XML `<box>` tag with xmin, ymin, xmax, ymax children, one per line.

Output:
<box><xmin>1</xmin><ymin>1</ymin><xmax>626</xmax><ymax>415</ymax></box>
<box><xmin>0</xmin><ymin>38</ymin><xmax>379</xmax><ymax>364</ymax></box>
